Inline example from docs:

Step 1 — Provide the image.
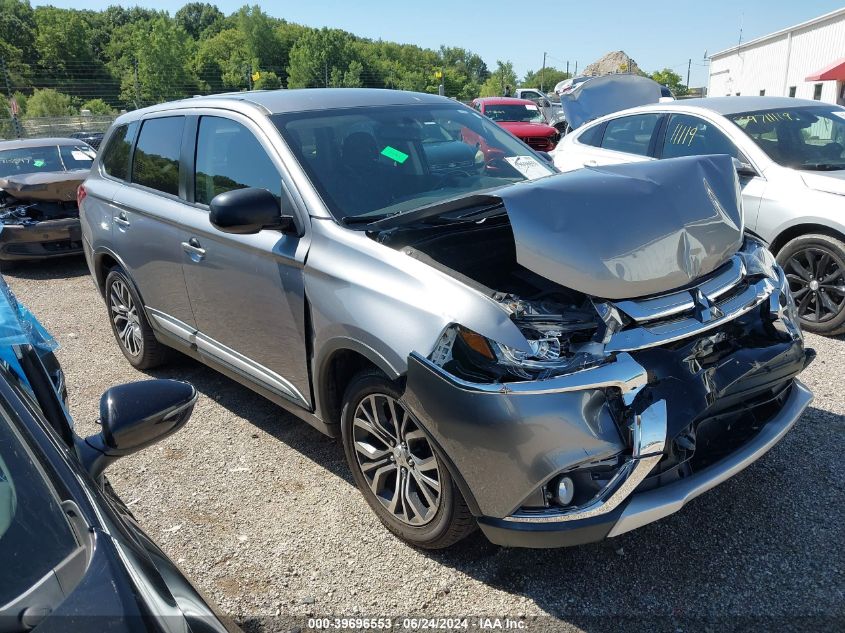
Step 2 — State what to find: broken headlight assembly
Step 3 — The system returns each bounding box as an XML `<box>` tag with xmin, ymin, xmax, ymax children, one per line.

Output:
<box><xmin>740</xmin><ymin>235</ymin><xmax>778</xmax><ymax>280</ymax></box>
<box><xmin>429</xmin><ymin>302</ymin><xmax>601</xmax><ymax>382</ymax></box>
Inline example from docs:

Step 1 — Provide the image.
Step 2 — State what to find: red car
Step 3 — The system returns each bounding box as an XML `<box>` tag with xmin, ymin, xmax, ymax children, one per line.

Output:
<box><xmin>470</xmin><ymin>97</ymin><xmax>559</xmax><ymax>151</ymax></box>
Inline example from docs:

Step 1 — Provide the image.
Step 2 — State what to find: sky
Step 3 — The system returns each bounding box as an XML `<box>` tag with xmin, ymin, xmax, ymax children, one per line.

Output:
<box><xmin>32</xmin><ymin>0</ymin><xmax>845</xmax><ymax>88</ymax></box>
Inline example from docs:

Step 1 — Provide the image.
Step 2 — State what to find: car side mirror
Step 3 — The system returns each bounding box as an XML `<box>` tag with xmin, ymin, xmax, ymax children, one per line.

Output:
<box><xmin>209</xmin><ymin>187</ymin><xmax>298</xmax><ymax>235</ymax></box>
<box><xmin>542</xmin><ymin>99</ymin><xmax>551</xmax><ymax>108</ymax></box>
<box><xmin>537</xmin><ymin>151</ymin><xmax>554</xmax><ymax>162</ymax></box>
<box><xmin>732</xmin><ymin>157</ymin><xmax>757</xmax><ymax>177</ymax></box>
<box><xmin>80</xmin><ymin>380</ymin><xmax>197</xmax><ymax>479</ymax></box>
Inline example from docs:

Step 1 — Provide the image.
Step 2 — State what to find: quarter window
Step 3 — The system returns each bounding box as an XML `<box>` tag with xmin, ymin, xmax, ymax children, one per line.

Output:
<box><xmin>100</xmin><ymin>122</ymin><xmax>138</xmax><ymax>181</ymax></box>
<box><xmin>194</xmin><ymin>117</ymin><xmax>281</xmax><ymax>206</ymax></box>
<box><xmin>577</xmin><ymin>123</ymin><xmax>605</xmax><ymax>147</ymax></box>
<box><xmin>131</xmin><ymin>117</ymin><xmax>184</xmax><ymax>196</ymax></box>
<box><xmin>661</xmin><ymin>114</ymin><xmax>738</xmax><ymax>159</ymax></box>
<box><xmin>600</xmin><ymin>114</ymin><xmax>661</xmax><ymax>156</ymax></box>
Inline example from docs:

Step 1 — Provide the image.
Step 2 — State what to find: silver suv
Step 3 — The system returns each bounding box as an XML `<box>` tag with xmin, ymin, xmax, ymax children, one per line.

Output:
<box><xmin>80</xmin><ymin>89</ymin><xmax>813</xmax><ymax>549</ymax></box>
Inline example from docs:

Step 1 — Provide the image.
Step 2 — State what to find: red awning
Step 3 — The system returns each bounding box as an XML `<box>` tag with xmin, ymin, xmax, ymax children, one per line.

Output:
<box><xmin>805</xmin><ymin>58</ymin><xmax>845</xmax><ymax>81</ymax></box>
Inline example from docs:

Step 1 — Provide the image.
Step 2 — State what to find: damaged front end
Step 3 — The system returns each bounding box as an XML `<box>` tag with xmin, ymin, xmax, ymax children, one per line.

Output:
<box><xmin>0</xmin><ymin>173</ymin><xmax>85</xmax><ymax>262</ymax></box>
<box><xmin>386</xmin><ymin>156</ymin><xmax>813</xmax><ymax>547</ymax></box>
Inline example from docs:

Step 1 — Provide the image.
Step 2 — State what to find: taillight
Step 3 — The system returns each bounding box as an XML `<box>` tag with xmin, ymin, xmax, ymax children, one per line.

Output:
<box><xmin>76</xmin><ymin>184</ymin><xmax>87</xmax><ymax>208</ymax></box>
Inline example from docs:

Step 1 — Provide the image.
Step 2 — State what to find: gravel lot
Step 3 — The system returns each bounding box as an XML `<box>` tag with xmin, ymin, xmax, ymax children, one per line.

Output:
<box><xmin>7</xmin><ymin>257</ymin><xmax>845</xmax><ymax>631</ymax></box>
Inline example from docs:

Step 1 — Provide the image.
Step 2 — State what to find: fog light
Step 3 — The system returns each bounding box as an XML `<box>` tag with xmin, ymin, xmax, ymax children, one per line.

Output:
<box><xmin>554</xmin><ymin>476</ymin><xmax>574</xmax><ymax>506</ymax></box>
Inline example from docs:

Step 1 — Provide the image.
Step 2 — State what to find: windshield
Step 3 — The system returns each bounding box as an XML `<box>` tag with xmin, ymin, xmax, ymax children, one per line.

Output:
<box><xmin>484</xmin><ymin>103</ymin><xmax>545</xmax><ymax>123</ymax></box>
<box><xmin>727</xmin><ymin>106</ymin><xmax>845</xmax><ymax>171</ymax></box>
<box><xmin>0</xmin><ymin>402</ymin><xmax>77</xmax><ymax>606</ymax></box>
<box><xmin>272</xmin><ymin>104</ymin><xmax>554</xmax><ymax>223</ymax></box>
<box><xmin>0</xmin><ymin>145</ymin><xmax>94</xmax><ymax>178</ymax></box>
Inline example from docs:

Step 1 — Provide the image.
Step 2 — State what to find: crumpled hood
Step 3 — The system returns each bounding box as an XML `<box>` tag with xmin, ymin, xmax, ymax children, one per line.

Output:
<box><xmin>800</xmin><ymin>169</ymin><xmax>845</xmax><ymax>196</ymax></box>
<box><xmin>560</xmin><ymin>74</ymin><xmax>662</xmax><ymax>130</ymax></box>
<box><xmin>498</xmin><ymin>154</ymin><xmax>744</xmax><ymax>299</ymax></box>
<box><xmin>0</xmin><ymin>170</ymin><xmax>85</xmax><ymax>202</ymax></box>
<box><xmin>498</xmin><ymin>121</ymin><xmax>557</xmax><ymax>138</ymax></box>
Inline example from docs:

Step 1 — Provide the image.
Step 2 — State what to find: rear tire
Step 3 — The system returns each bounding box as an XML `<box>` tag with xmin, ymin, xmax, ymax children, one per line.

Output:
<box><xmin>340</xmin><ymin>369</ymin><xmax>476</xmax><ymax>549</ymax></box>
<box><xmin>104</xmin><ymin>267</ymin><xmax>170</xmax><ymax>369</ymax></box>
<box><xmin>776</xmin><ymin>233</ymin><xmax>845</xmax><ymax>336</ymax></box>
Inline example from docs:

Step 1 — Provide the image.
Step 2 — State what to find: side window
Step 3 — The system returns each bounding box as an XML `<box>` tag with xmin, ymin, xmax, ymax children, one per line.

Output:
<box><xmin>577</xmin><ymin>122</ymin><xmax>605</xmax><ymax>147</ymax></box>
<box><xmin>194</xmin><ymin>116</ymin><xmax>281</xmax><ymax>206</ymax></box>
<box><xmin>131</xmin><ymin>117</ymin><xmax>185</xmax><ymax>196</ymax></box>
<box><xmin>662</xmin><ymin>114</ymin><xmax>738</xmax><ymax>159</ymax></box>
<box><xmin>600</xmin><ymin>114</ymin><xmax>661</xmax><ymax>156</ymax></box>
<box><xmin>100</xmin><ymin>122</ymin><xmax>138</xmax><ymax>181</ymax></box>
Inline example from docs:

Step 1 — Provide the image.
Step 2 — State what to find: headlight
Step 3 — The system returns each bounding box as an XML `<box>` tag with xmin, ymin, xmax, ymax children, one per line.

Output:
<box><xmin>430</xmin><ymin>310</ymin><xmax>600</xmax><ymax>382</ymax></box>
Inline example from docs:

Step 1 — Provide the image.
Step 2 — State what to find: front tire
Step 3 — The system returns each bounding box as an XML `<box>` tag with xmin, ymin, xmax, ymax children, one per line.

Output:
<box><xmin>776</xmin><ymin>233</ymin><xmax>845</xmax><ymax>336</ymax></box>
<box><xmin>104</xmin><ymin>267</ymin><xmax>170</xmax><ymax>369</ymax></box>
<box><xmin>340</xmin><ymin>369</ymin><xmax>476</xmax><ymax>549</ymax></box>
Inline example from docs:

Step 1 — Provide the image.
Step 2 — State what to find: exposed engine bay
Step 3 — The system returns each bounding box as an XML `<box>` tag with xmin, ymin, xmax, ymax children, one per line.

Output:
<box><xmin>0</xmin><ymin>172</ymin><xmax>83</xmax><ymax>226</ymax></box>
<box><xmin>377</xmin><ymin>213</ymin><xmax>604</xmax><ymax>381</ymax></box>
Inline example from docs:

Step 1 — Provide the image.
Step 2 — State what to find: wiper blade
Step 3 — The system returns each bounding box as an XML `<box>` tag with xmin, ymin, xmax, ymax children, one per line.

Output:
<box><xmin>367</xmin><ymin>193</ymin><xmax>503</xmax><ymax>230</ymax></box>
<box><xmin>341</xmin><ymin>212</ymin><xmax>398</xmax><ymax>226</ymax></box>
<box><xmin>800</xmin><ymin>163</ymin><xmax>845</xmax><ymax>171</ymax></box>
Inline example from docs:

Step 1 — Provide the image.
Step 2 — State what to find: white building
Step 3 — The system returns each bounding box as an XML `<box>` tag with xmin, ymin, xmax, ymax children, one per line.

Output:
<box><xmin>708</xmin><ymin>7</ymin><xmax>845</xmax><ymax>105</ymax></box>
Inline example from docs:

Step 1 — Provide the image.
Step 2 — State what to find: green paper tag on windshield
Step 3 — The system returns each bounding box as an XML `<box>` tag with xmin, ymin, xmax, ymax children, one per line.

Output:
<box><xmin>33</xmin><ymin>159</ymin><xmax>45</xmax><ymax>167</ymax></box>
<box><xmin>380</xmin><ymin>146</ymin><xmax>408</xmax><ymax>164</ymax></box>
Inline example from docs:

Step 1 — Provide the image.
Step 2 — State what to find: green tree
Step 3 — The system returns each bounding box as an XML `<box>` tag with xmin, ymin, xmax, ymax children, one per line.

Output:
<box><xmin>650</xmin><ymin>68</ymin><xmax>688</xmax><ymax>96</ymax></box>
<box><xmin>253</xmin><ymin>70</ymin><xmax>281</xmax><ymax>90</ymax></box>
<box><xmin>175</xmin><ymin>2</ymin><xmax>224</xmax><ymax>40</ymax></box>
<box><xmin>109</xmin><ymin>16</ymin><xmax>198</xmax><ymax>108</ymax></box>
<box><xmin>25</xmin><ymin>88</ymin><xmax>75</xmax><ymax>117</ymax></box>
<box><xmin>287</xmin><ymin>28</ymin><xmax>359</xmax><ymax>88</ymax></box>
<box><xmin>33</xmin><ymin>6</ymin><xmax>115</xmax><ymax>99</ymax></box>
<box><xmin>0</xmin><ymin>0</ymin><xmax>37</xmax><ymax>83</ymax></box>
<box><xmin>521</xmin><ymin>67</ymin><xmax>570</xmax><ymax>91</ymax></box>
<box><xmin>479</xmin><ymin>60</ymin><xmax>517</xmax><ymax>97</ymax></box>
<box><xmin>81</xmin><ymin>98</ymin><xmax>114</xmax><ymax>114</ymax></box>
<box><xmin>193</xmin><ymin>27</ymin><xmax>252</xmax><ymax>92</ymax></box>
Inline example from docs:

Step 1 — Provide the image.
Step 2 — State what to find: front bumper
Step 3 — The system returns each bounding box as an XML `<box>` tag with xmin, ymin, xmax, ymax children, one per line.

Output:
<box><xmin>0</xmin><ymin>218</ymin><xmax>83</xmax><ymax>261</ymax></box>
<box><xmin>476</xmin><ymin>379</ymin><xmax>812</xmax><ymax>547</ymax></box>
<box><xmin>401</xmin><ymin>260</ymin><xmax>813</xmax><ymax>548</ymax></box>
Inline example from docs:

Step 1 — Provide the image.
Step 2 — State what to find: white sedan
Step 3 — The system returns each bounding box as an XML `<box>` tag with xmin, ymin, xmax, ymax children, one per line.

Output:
<box><xmin>552</xmin><ymin>96</ymin><xmax>845</xmax><ymax>336</ymax></box>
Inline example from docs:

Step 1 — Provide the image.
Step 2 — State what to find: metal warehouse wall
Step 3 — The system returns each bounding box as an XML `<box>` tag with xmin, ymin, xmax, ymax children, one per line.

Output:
<box><xmin>708</xmin><ymin>9</ymin><xmax>845</xmax><ymax>103</ymax></box>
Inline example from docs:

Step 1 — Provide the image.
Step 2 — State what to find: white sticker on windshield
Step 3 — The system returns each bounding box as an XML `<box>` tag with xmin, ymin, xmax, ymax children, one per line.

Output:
<box><xmin>525</xmin><ymin>104</ymin><xmax>538</xmax><ymax>110</ymax></box>
<box><xmin>504</xmin><ymin>155</ymin><xmax>549</xmax><ymax>180</ymax></box>
<box><xmin>71</xmin><ymin>150</ymin><xmax>94</xmax><ymax>161</ymax></box>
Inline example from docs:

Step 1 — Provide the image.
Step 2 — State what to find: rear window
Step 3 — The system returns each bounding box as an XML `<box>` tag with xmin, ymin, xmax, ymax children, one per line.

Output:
<box><xmin>600</xmin><ymin>113</ymin><xmax>661</xmax><ymax>156</ymax></box>
<box><xmin>577</xmin><ymin>122</ymin><xmax>605</xmax><ymax>147</ymax></box>
<box><xmin>131</xmin><ymin>117</ymin><xmax>184</xmax><ymax>196</ymax></box>
<box><xmin>100</xmin><ymin>122</ymin><xmax>138</xmax><ymax>181</ymax></box>
<box><xmin>58</xmin><ymin>145</ymin><xmax>95</xmax><ymax>170</ymax></box>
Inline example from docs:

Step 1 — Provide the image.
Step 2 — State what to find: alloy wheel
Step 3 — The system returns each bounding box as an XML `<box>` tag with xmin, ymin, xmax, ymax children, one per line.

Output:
<box><xmin>109</xmin><ymin>278</ymin><xmax>143</xmax><ymax>357</ymax></box>
<box><xmin>351</xmin><ymin>393</ymin><xmax>442</xmax><ymax>526</ymax></box>
<box><xmin>785</xmin><ymin>246</ymin><xmax>845</xmax><ymax>323</ymax></box>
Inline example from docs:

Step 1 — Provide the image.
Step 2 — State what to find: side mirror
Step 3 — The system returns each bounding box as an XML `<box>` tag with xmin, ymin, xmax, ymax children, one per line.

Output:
<box><xmin>537</xmin><ymin>151</ymin><xmax>554</xmax><ymax>163</ymax></box>
<box><xmin>542</xmin><ymin>99</ymin><xmax>551</xmax><ymax>108</ymax></box>
<box><xmin>209</xmin><ymin>187</ymin><xmax>297</xmax><ymax>235</ymax></box>
<box><xmin>732</xmin><ymin>157</ymin><xmax>757</xmax><ymax>177</ymax></box>
<box><xmin>80</xmin><ymin>379</ymin><xmax>197</xmax><ymax>479</ymax></box>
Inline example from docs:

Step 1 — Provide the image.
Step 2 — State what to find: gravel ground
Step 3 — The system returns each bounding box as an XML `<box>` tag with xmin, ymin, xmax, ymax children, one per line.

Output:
<box><xmin>6</xmin><ymin>257</ymin><xmax>845</xmax><ymax>632</ymax></box>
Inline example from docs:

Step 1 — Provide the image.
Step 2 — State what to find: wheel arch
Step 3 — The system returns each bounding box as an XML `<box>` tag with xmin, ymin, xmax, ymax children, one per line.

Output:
<box><xmin>315</xmin><ymin>339</ymin><xmax>401</xmax><ymax>428</ymax></box>
<box><xmin>769</xmin><ymin>223</ymin><xmax>845</xmax><ymax>255</ymax></box>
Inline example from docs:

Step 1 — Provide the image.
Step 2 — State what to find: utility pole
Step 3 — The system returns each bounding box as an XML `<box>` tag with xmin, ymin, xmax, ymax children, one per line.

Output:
<box><xmin>246</xmin><ymin>64</ymin><xmax>253</xmax><ymax>91</ymax></box>
<box><xmin>574</xmin><ymin>61</ymin><xmax>578</xmax><ymax>76</ymax></box>
<box><xmin>133</xmin><ymin>58</ymin><xmax>141</xmax><ymax>110</ymax></box>
<box><xmin>540</xmin><ymin>52</ymin><xmax>546</xmax><ymax>92</ymax></box>
<box><xmin>566</xmin><ymin>61</ymin><xmax>570</xmax><ymax>77</ymax></box>
<box><xmin>1</xmin><ymin>58</ymin><xmax>22</xmax><ymax>139</ymax></box>
<box><xmin>686</xmin><ymin>58</ymin><xmax>692</xmax><ymax>90</ymax></box>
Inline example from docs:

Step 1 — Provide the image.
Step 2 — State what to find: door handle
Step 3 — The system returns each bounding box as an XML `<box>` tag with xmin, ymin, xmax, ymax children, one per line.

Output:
<box><xmin>181</xmin><ymin>237</ymin><xmax>206</xmax><ymax>261</ymax></box>
<box><xmin>114</xmin><ymin>212</ymin><xmax>130</xmax><ymax>228</ymax></box>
